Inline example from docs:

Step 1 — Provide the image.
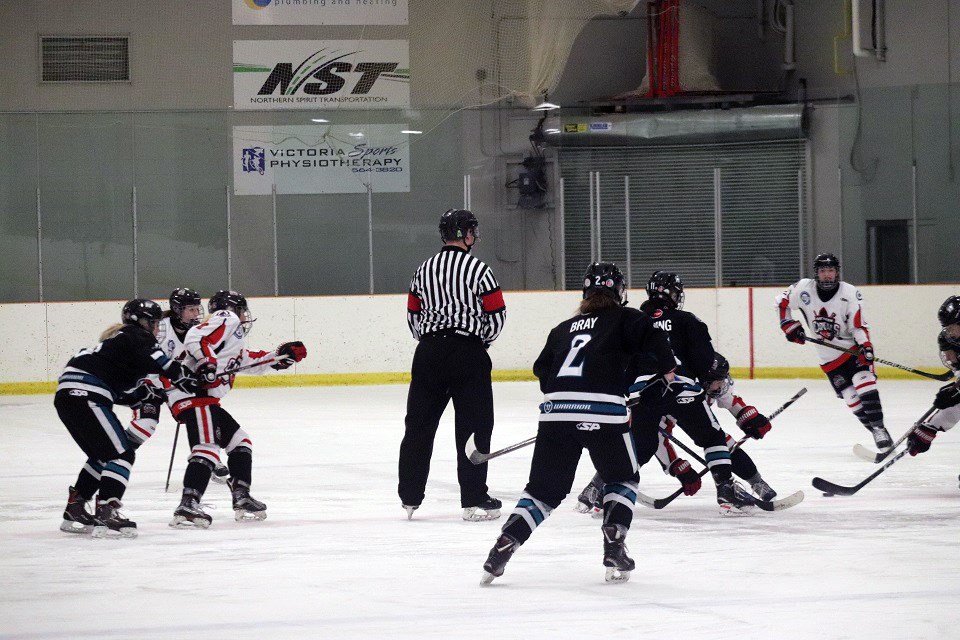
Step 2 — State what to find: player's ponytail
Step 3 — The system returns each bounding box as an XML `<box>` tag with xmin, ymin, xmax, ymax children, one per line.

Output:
<box><xmin>99</xmin><ymin>323</ymin><xmax>124</xmax><ymax>342</ymax></box>
<box><xmin>578</xmin><ymin>291</ymin><xmax>619</xmax><ymax>315</ymax></box>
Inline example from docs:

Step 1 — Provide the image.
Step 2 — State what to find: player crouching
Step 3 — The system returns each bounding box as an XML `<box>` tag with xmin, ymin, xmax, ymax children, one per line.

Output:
<box><xmin>167</xmin><ymin>290</ymin><xmax>307</xmax><ymax>528</ymax></box>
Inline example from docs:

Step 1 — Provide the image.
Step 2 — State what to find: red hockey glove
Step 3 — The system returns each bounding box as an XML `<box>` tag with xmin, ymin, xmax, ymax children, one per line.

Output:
<box><xmin>780</xmin><ymin>319</ymin><xmax>806</xmax><ymax>344</ymax></box>
<box><xmin>857</xmin><ymin>342</ymin><xmax>875</xmax><ymax>367</ymax></box>
<box><xmin>668</xmin><ymin>459</ymin><xmax>702</xmax><ymax>496</ymax></box>
<box><xmin>195</xmin><ymin>357</ymin><xmax>218</xmax><ymax>385</ymax></box>
<box><xmin>736</xmin><ymin>405</ymin><xmax>772</xmax><ymax>439</ymax></box>
<box><xmin>277</xmin><ymin>341</ymin><xmax>307</xmax><ymax>362</ymax></box>
<box><xmin>907</xmin><ymin>424</ymin><xmax>939</xmax><ymax>456</ymax></box>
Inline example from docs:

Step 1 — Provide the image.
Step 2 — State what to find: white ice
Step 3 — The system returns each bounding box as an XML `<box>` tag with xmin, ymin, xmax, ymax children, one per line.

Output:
<box><xmin>1</xmin><ymin>379</ymin><xmax>959</xmax><ymax>640</ymax></box>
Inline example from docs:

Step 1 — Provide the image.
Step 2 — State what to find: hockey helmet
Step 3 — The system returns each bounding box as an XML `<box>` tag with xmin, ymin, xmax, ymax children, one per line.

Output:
<box><xmin>703</xmin><ymin>352</ymin><xmax>732</xmax><ymax>399</ymax></box>
<box><xmin>937</xmin><ymin>295</ymin><xmax>960</xmax><ymax>328</ymax></box>
<box><xmin>813</xmin><ymin>253</ymin><xmax>840</xmax><ymax>291</ymax></box>
<box><xmin>582</xmin><ymin>262</ymin><xmax>626</xmax><ymax>306</ymax></box>
<box><xmin>208</xmin><ymin>289</ymin><xmax>255</xmax><ymax>335</ymax></box>
<box><xmin>646</xmin><ymin>271</ymin><xmax>684</xmax><ymax>310</ymax></box>
<box><xmin>439</xmin><ymin>209</ymin><xmax>479</xmax><ymax>244</ymax></box>
<box><xmin>122</xmin><ymin>299</ymin><xmax>162</xmax><ymax>334</ymax></box>
<box><xmin>169</xmin><ymin>287</ymin><xmax>202</xmax><ymax>329</ymax></box>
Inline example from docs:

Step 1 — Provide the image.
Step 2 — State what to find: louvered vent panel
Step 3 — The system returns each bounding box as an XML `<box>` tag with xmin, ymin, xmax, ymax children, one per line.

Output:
<box><xmin>41</xmin><ymin>36</ymin><xmax>130</xmax><ymax>82</ymax></box>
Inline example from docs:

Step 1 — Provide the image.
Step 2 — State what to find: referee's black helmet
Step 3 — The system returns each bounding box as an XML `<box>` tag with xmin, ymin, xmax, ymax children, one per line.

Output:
<box><xmin>439</xmin><ymin>209</ymin><xmax>479</xmax><ymax>243</ymax></box>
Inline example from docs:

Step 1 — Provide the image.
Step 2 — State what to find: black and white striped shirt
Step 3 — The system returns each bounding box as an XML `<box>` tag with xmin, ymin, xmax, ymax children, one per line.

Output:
<box><xmin>407</xmin><ymin>246</ymin><xmax>506</xmax><ymax>345</ymax></box>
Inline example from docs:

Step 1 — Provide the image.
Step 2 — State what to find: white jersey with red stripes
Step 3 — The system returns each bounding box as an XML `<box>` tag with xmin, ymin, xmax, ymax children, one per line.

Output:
<box><xmin>776</xmin><ymin>279</ymin><xmax>871</xmax><ymax>369</ymax></box>
<box><xmin>167</xmin><ymin>310</ymin><xmax>275</xmax><ymax>417</ymax></box>
<box><xmin>156</xmin><ymin>317</ymin><xmax>187</xmax><ymax>363</ymax></box>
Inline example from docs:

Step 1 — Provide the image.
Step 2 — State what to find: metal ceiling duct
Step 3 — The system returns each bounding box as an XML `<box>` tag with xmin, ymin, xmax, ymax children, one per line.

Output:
<box><xmin>542</xmin><ymin>104</ymin><xmax>807</xmax><ymax>146</ymax></box>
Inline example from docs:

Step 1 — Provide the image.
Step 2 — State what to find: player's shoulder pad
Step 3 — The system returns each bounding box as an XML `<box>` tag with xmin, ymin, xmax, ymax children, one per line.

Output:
<box><xmin>838</xmin><ymin>281</ymin><xmax>862</xmax><ymax>301</ymax></box>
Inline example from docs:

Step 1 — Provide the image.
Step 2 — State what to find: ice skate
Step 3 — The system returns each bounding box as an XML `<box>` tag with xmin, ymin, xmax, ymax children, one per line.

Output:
<box><xmin>92</xmin><ymin>497</ymin><xmax>137</xmax><ymax>539</ymax></box>
<box><xmin>463</xmin><ymin>495</ymin><xmax>501</xmax><ymax>522</ymax></box>
<box><xmin>601</xmin><ymin>523</ymin><xmax>634</xmax><ymax>583</ymax></box>
<box><xmin>402</xmin><ymin>504</ymin><xmax>418</xmax><ymax>520</ymax></box>
<box><xmin>60</xmin><ymin>486</ymin><xmax>100</xmax><ymax>534</ymax></box>
<box><xmin>748</xmin><ymin>475</ymin><xmax>778</xmax><ymax>502</ymax></box>
<box><xmin>229</xmin><ymin>479</ymin><xmax>267</xmax><ymax>521</ymax></box>
<box><xmin>717</xmin><ymin>479</ymin><xmax>755</xmax><ymax>517</ymax></box>
<box><xmin>480</xmin><ymin>533</ymin><xmax>519</xmax><ymax>585</ymax></box>
<box><xmin>574</xmin><ymin>480</ymin><xmax>602</xmax><ymax>515</ymax></box>
<box><xmin>170</xmin><ymin>492</ymin><xmax>213</xmax><ymax>528</ymax></box>
<box><xmin>210</xmin><ymin>463</ymin><xmax>230</xmax><ymax>485</ymax></box>
<box><xmin>869</xmin><ymin>424</ymin><xmax>893</xmax><ymax>450</ymax></box>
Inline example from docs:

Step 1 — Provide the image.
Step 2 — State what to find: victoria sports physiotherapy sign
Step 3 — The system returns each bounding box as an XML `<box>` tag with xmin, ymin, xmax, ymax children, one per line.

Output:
<box><xmin>234</xmin><ymin>40</ymin><xmax>409</xmax><ymax>110</ymax></box>
<box><xmin>233</xmin><ymin>125</ymin><xmax>410</xmax><ymax>195</ymax></box>
<box><xmin>233</xmin><ymin>0</ymin><xmax>408</xmax><ymax>26</ymax></box>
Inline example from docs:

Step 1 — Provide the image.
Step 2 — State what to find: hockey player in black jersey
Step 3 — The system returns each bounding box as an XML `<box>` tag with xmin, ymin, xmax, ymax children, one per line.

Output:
<box><xmin>55</xmin><ymin>299</ymin><xmax>197</xmax><ymax>537</ymax></box>
<box><xmin>480</xmin><ymin>262</ymin><xmax>676</xmax><ymax>585</ymax></box>
<box><xmin>629</xmin><ymin>271</ymin><xmax>770</xmax><ymax>515</ymax></box>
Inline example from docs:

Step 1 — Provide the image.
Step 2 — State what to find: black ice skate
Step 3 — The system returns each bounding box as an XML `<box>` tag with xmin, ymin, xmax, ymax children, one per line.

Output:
<box><xmin>601</xmin><ymin>523</ymin><xmax>635</xmax><ymax>583</ymax></box>
<box><xmin>170</xmin><ymin>491</ymin><xmax>213</xmax><ymax>529</ymax></box>
<box><xmin>747</xmin><ymin>474</ymin><xmax>778</xmax><ymax>502</ymax></box>
<box><xmin>92</xmin><ymin>497</ymin><xmax>137</xmax><ymax>539</ymax></box>
<box><xmin>869</xmin><ymin>424</ymin><xmax>893</xmax><ymax>450</ymax></box>
<box><xmin>210</xmin><ymin>463</ymin><xmax>230</xmax><ymax>485</ymax></box>
<box><xmin>463</xmin><ymin>495</ymin><xmax>501</xmax><ymax>522</ymax></box>
<box><xmin>229</xmin><ymin>478</ymin><xmax>267</xmax><ymax>521</ymax></box>
<box><xmin>716</xmin><ymin>478</ymin><xmax>756</xmax><ymax>517</ymax></box>
<box><xmin>60</xmin><ymin>486</ymin><xmax>100</xmax><ymax>534</ymax></box>
<box><xmin>480</xmin><ymin>533</ymin><xmax>520</xmax><ymax>585</ymax></box>
<box><xmin>574</xmin><ymin>477</ymin><xmax>603</xmax><ymax>515</ymax></box>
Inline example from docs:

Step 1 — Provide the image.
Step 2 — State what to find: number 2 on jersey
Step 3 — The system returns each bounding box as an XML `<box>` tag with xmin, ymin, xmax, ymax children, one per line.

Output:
<box><xmin>558</xmin><ymin>334</ymin><xmax>592</xmax><ymax>377</ymax></box>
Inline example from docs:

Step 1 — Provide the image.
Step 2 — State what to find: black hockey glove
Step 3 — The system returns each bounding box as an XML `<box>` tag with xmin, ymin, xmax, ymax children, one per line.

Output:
<box><xmin>907</xmin><ymin>424</ymin><xmax>939</xmax><ymax>456</ymax></box>
<box><xmin>195</xmin><ymin>357</ymin><xmax>218</xmax><ymax>385</ymax></box>
<box><xmin>165</xmin><ymin>362</ymin><xmax>199</xmax><ymax>393</ymax></box>
<box><xmin>933</xmin><ymin>381</ymin><xmax>960</xmax><ymax>410</ymax></box>
<box><xmin>629</xmin><ymin>373</ymin><xmax>684</xmax><ymax>410</ymax></box>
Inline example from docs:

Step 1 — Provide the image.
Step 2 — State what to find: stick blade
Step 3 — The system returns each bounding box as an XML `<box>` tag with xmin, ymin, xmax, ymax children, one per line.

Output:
<box><xmin>811</xmin><ymin>477</ymin><xmax>859</xmax><ymax>496</ymax></box>
<box><xmin>636</xmin><ymin>491</ymin><xmax>657</xmax><ymax>509</ymax></box>
<box><xmin>465</xmin><ymin>433</ymin><xmax>487</xmax><ymax>465</ymax></box>
<box><xmin>853</xmin><ymin>443</ymin><xmax>887</xmax><ymax>463</ymax></box>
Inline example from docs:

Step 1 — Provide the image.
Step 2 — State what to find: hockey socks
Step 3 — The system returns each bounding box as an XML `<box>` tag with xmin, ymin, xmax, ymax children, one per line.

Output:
<box><xmin>74</xmin><ymin>459</ymin><xmax>103</xmax><ymax>502</ymax></box>
<box><xmin>228</xmin><ymin>447</ymin><xmax>253</xmax><ymax>487</ymax></box>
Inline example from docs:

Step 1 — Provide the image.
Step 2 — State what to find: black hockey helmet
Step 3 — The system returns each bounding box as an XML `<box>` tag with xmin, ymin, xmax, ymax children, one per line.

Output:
<box><xmin>439</xmin><ymin>209</ymin><xmax>479</xmax><ymax>244</ymax></box>
<box><xmin>208</xmin><ymin>289</ymin><xmax>255</xmax><ymax>334</ymax></box>
<box><xmin>703</xmin><ymin>352</ymin><xmax>732</xmax><ymax>399</ymax></box>
<box><xmin>169</xmin><ymin>287</ymin><xmax>202</xmax><ymax>329</ymax></box>
<box><xmin>813</xmin><ymin>253</ymin><xmax>840</xmax><ymax>291</ymax></box>
<box><xmin>646</xmin><ymin>271</ymin><xmax>684</xmax><ymax>310</ymax></box>
<box><xmin>938</xmin><ymin>295</ymin><xmax>960</xmax><ymax>327</ymax></box>
<box><xmin>582</xmin><ymin>262</ymin><xmax>626</xmax><ymax>306</ymax></box>
<box><xmin>122</xmin><ymin>299</ymin><xmax>162</xmax><ymax>333</ymax></box>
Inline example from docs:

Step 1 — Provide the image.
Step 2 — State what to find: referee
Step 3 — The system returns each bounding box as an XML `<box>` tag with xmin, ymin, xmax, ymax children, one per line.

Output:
<box><xmin>399</xmin><ymin>208</ymin><xmax>507</xmax><ymax>521</ymax></box>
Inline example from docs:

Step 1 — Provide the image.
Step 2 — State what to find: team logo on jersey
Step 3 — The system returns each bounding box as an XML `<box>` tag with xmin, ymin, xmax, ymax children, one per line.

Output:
<box><xmin>812</xmin><ymin>307</ymin><xmax>840</xmax><ymax>340</ymax></box>
<box><xmin>800</xmin><ymin>291</ymin><xmax>811</xmax><ymax>305</ymax></box>
<box><xmin>831</xmin><ymin>374</ymin><xmax>846</xmax><ymax>389</ymax></box>
<box><xmin>168</xmin><ymin>339</ymin><xmax>176</xmax><ymax>352</ymax></box>
<box><xmin>576</xmin><ymin>422</ymin><xmax>600</xmax><ymax>431</ymax></box>
<box><xmin>241</xmin><ymin>147</ymin><xmax>266</xmax><ymax>175</ymax></box>
<box><xmin>652</xmin><ymin>309</ymin><xmax>663</xmax><ymax>319</ymax></box>
<box><xmin>856</xmin><ymin>291</ymin><xmax>863</xmax><ymax>301</ymax></box>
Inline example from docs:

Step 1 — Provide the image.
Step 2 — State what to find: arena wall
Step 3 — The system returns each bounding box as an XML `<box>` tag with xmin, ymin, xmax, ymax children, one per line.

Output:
<box><xmin>0</xmin><ymin>285</ymin><xmax>953</xmax><ymax>392</ymax></box>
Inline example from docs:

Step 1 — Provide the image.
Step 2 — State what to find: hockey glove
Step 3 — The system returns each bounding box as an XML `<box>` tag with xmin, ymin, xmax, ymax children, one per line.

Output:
<box><xmin>195</xmin><ymin>357</ymin><xmax>218</xmax><ymax>385</ymax></box>
<box><xmin>857</xmin><ymin>342</ymin><xmax>875</xmax><ymax>367</ymax></box>
<box><xmin>165</xmin><ymin>362</ymin><xmax>199</xmax><ymax>393</ymax></box>
<box><xmin>668</xmin><ymin>458</ymin><xmax>702</xmax><ymax>496</ymax></box>
<box><xmin>273</xmin><ymin>341</ymin><xmax>307</xmax><ymax>369</ymax></box>
<box><xmin>780</xmin><ymin>319</ymin><xmax>806</xmax><ymax>344</ymax></box>
<box><xmin>907</xmin><ymin>424</ymin><xmax>939</xmax><ymax>456</ymax></box>
<box><xmin>933</xmin><ymin>381</ymin><xmax>960</xmax><ymax>410</ymax></box>
<box><xmin>736</xmin><ymin>405</ymin><xmax>772</xmax><ymax>439</ymax></box>
<box><xmin>630</xmin><ymin>373</ymin><xmax>684</xmax><ymax>410</ymax></box>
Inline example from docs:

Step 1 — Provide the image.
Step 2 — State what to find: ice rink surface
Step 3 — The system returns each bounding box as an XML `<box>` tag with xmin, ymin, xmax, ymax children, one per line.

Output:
<box><xmin>1</xmin><ymin>379</ymin><xmax>959</xmax><ymax>639</ymax></box>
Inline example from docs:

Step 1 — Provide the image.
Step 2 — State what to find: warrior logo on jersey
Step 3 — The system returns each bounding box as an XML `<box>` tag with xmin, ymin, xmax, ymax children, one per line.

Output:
<box><xmin>812</xmin><ymin>307</ymin><xmax>840</xmax><ymax>340</ymax></box>
<box><xmin>242</xmin><ymin>147</ymin><xmax>266</xmax><ymax>175</ymax></box>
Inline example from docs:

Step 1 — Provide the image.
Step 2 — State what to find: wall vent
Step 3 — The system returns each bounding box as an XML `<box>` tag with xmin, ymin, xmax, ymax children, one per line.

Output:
<box><xmin>40</xmin><ymin>36</ymin><xmax>130</xmax><ymax>83</ymax></box>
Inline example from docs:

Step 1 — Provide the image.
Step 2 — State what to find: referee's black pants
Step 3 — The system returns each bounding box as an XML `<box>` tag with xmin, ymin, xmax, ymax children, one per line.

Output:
<box><xmin>399</xmin><ymin>332</ymin><xmax>493</xmax><ymax>508</ymax></box>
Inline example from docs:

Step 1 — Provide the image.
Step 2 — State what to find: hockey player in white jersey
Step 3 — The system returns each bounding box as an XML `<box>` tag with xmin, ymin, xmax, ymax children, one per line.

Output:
<box><xmin>168</xmin><ymin>290</ymin><xmax>307</xmax><ymax>528</ymax></box>
<box><xmin>776</xmin><ymin>253</ymin><xmax>891</xmax><ymax>449</ymax></box>
<box><xmin>156</xmin><ymin>288</ymin><xmax>229</xmax><ymax>484</ymax></box>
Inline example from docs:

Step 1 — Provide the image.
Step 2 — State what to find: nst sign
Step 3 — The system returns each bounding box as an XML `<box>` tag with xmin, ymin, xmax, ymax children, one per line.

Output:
<box><xmin>234</xmin><ymin>40</ymin><xmax>409</xmax><ymax>110</ymax></box>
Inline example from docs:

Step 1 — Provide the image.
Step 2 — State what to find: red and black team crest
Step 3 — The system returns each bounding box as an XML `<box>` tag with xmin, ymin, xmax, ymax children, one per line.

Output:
<box><xmin>812</xmin><ymin>307</ymin><xmax>840</xmax><ymax>340</ymax></box>
<box><xmin>652</xmin><ymin>309</ymin><xmax>663</xmax><ymax>319</ymax></box>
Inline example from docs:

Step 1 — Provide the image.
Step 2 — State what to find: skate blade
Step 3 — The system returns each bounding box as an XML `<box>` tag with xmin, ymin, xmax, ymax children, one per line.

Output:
<box><xmin>234</xmin><ymin>509</ymin><xmax>267</xmax><ymax>522</ymax></box>
<box><xmin>60</xmin><ymin>520</ymin><xmax>93</xmax><ymax>535</ymax></box>
<box><xmin>573</xmin><ymin>502</ymin><xmax>592</xmax><ymax>514</ymax></box>
<box><xmin>169</xmin><ymin>515</ymin><xmax>211</xmax><ymax>529</ymax></box>
<box><xmin>718</xmin><ymin>504</ymin><xmax>754</xmax><ymax>517</ymax></box>
<box><xmin>91</xmin><ymin>525</ymin><xmax>137</xmax><ymax>539</ymax></box>
<box><xmin>604</xmin><ymin>567</ymin><xmax>631</xmax><ymax>583</ymax></box>
<box><xmin>210</xmin><ymin>475</ymin><xmax>229</xmax><ymax>485</ymax></box>
<box><xmin>590</xmin><ymin>508</ymin><xmax>604</xmax><ymax>520</ymax></box>
<box><xmin>480</xmin><ymin>572</ymin><xmax>497</xmax><ymax>586</ymax></box>
<box><xmin>463</xmin><ymin>507</ymin><xmax>501</xmax><ymax>522</ymax></box>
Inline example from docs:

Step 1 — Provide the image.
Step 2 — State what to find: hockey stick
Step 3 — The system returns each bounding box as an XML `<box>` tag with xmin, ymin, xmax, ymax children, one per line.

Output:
<box><xmin>812</xmin><ymin>446</ymin><xmax>912</xmax><ymax>496</ymax></box>
<box><xmin>164</xmin><ymin>422</ymin><xmax>181</xmax><ymax>493</ymax></box>
<box><xmin>804</xmin><ymin>336</ymin><xmax>953</xmax><ymax>381</ymax></box>
<box><xmin>853</xmin><ymin>407</ymin><xmax>939</xmax><ymax>463</ymax></box>
<box><xmin>638</xmin><ymin>388</ymin><xmax>808</xmax><ymax>510</ymax></box>
<box><xmin>465</xmin><ymin>433</ymin><xmax>536</xmax><ymax>465</ymax></box>
<box><xmin>214</xmin><ymin>355</ymin><xmax>292</xmax><ymax>379</ymax></box>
